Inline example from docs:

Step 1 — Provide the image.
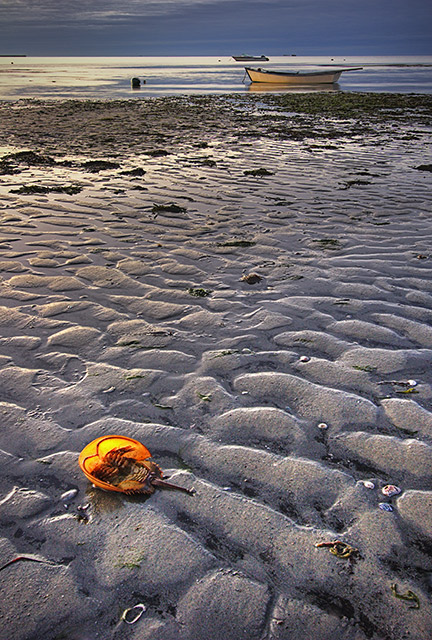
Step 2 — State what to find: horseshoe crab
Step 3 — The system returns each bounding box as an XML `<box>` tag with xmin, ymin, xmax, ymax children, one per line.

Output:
<box><xmin>79</xmin><ymin>435</ymin><xmax>194</xmax><ymax>495</ymax></box>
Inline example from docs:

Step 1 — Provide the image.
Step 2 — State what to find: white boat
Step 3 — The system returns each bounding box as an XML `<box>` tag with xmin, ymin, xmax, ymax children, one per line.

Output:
<box><xmin>233</xmin><ymin>55</ymin><xmax>269</xmax><ymax>61</ymax></box>
<box><xmin>244</xmin><ymin>66</ymin><xmax>362</xmax><ymax>85</ymax></box>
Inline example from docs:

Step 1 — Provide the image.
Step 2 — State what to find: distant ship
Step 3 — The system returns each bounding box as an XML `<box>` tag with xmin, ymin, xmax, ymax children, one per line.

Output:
<box><xmin>232</xmin><ymin>55</ymin><xmax>269</xmax><ymax>62</ymax></box>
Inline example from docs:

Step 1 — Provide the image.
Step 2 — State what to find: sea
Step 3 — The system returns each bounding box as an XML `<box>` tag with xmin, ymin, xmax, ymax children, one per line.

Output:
<box><xmin>0</xmin><ymin>55</ymin><xmax>432</xmax><ymax>100</ymax></box>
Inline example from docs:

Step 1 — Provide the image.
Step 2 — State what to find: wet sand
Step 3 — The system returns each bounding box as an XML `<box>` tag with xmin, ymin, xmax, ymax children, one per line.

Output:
<box><xmin>0</xmin><ymin>93</ymin><xmax>432</xmax><ymax>640</ymax></box>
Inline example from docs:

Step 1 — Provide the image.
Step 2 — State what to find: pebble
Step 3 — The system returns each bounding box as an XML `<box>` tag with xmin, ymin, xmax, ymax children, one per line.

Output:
<box><xmin>299</xmin><ymin>356</ymin><xmax>310</xmax><ymax>363</ymax></box>
<box><xmin>379</xmin><ymin>503</ymin><xmax>394</xmax><ymax>512</ymax></box>
<box><xmin>363</xmin><ymin>480</ymin><xmax>375</xmax><ymax>489</ymax></box>
<box><xmin>317</xmin><ymin>422</ymin><xmax>328</xmax><ymax>430</ymax></box>
<box><xmin>382</xmin><ymin>484</ymin><xmax>401</xmax><ymax>497</ymax></box>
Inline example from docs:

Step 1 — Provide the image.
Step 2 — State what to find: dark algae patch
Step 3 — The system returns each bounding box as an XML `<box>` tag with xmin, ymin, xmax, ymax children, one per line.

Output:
<box><xmin>0</xmin><ymin>94</ymin><xmax>430</xmax><ymax>158</ymax></box>
<box><xmin>152</xmin><ymin>203</ymin><xmax>187</xmax><ymax>215</ymax></box>
<box><xmin>218</xmin><ymin>239</ymin><xmax>256</xmax><ymax>248</ymax></box>
<box><xmin>80</xmin><ymin>160</ymin><xmax>120</xmax><ymax>172</ymax></box>
<box><xmin>10</xmin><ymin>184</ymin><xmax>83</xmax><ymax>195</ymax></box>
<box><xmin>2</xmin><ymin>150</ymin><xmax>56</xmax><ymax>166</ymax></box>
<box><xmin>188</xmin><ymin>287</ymin><xmax>212</xmax><ymax>297</ymax></box>
<box><xmin>244</xmin><ymin>168</ymin><xmax>274</xmax><ymax>177</ymax></box>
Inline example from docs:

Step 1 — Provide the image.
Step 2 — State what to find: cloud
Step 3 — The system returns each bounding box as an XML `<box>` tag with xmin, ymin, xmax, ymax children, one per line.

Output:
<box><xmin>0</xmin><ymin>0</ymin><xmax>267</xmax><ymax>24</ymax></box>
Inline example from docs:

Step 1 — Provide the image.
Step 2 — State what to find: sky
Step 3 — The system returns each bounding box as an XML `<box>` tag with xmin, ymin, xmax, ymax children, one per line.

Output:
<box><xmin>0</xmin><ymin>0</ymin><xmax>431</xmax><ymax>56</ymax></box>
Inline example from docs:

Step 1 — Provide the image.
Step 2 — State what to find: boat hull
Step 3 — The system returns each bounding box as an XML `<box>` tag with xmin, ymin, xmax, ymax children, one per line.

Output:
<box><xmin>233</xmin><ymin>55</ymin><xmax>269</xmax><ymax>61</ymax></box>
<box><xmin>244</xmin><ymin>67</ymin><xmax>361</xmax><ymax>85</ymax></box>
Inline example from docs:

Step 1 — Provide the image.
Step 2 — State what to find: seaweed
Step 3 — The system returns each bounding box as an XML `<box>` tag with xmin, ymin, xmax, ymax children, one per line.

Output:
<box><xmin>188</xmin><ymin>287</ymin><xmax>212</xmax><ymax>297</ymax></box>
<box><xmin>152</xmin><ymin>203</ymin><xmax>187</xmax><ymax>214</ymax></box>
<box><xmin>2</xmin><ymin>150</ymin><xmax>56</xmax><ymax>166</ymax></box>
<box><xmin>244</xmin><ymin>168</ymin><xmax>274</xmax><ymax>177</ymax></box>
<box><xmin>312</xmin><ymin>238</ymin><xmax>342</xmax><ymax>250</ymax></box>
<box><xmin>80</xmin><ymin>160</ymin><xmax>120</xmax><ymax>172</ymax></box>
<box><xmin>218</xmin><ymin>240</ymin><xmax>256</xmax><ymax>248</ymax></box>
<box><xmin>10</xmin><ymin>184</ymin><xmax>83</xmax><ymax>195</ymax></box>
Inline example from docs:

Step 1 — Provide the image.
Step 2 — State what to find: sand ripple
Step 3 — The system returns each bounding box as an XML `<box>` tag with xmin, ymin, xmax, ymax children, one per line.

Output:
<box><xmin>0</xmin><ymin>95</ymin><xmax>432</xmax><ymax>639</ymax></box>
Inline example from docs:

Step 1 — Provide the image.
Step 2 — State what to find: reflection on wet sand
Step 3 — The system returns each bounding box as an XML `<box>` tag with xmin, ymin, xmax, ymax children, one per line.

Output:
<box><xmin>247</xmin><ymin>82</ymin><xmax>341</xmax><ymax>93</ymax></box>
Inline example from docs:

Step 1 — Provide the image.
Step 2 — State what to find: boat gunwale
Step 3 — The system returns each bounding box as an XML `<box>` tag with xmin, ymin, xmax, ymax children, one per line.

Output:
<box><xmin>244</xmin><ymin>66</ymin><xmax>362</xmax><ymax>78</ymax></box>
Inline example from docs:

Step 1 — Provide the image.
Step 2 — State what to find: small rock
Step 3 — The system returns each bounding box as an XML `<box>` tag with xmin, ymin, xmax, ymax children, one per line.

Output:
<box><xmin>299</xmin><ymin>356</ymin><xmax>310</xmax><ymax>363</ymax></box>
<box><xmin>317</xmin><ymin>423</ymin><xmax>328</xmax><ymax>430</ymax></box>
<box><xmin>362</xmin><ymin>480</ymin><xmax>375</xmax><ymax>489</ymax></box>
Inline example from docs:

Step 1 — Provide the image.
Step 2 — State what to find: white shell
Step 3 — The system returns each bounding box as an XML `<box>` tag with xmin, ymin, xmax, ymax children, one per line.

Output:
<box><xmin>61</xmin><ymin>489</ymin><xmax>78</xmax><ymax>502</ymax></box>
<box><xmin>317</xmin><ymin>422</ymin><xmax>328</xmax><ymax>430</ymax></box>
<box><xmin>363</xmin><ymin>480</ymin><xmax>375</xmax><ymax>489</ymax></box>
<box><xmin>382</xmin><ymin>484</ymin><xmax>401</xmax><ymax>497</ymax></box>
<box><xmin>121</xmin><ymin>603</ymin><xmax>146</xmax><ymax>624</ymax></box>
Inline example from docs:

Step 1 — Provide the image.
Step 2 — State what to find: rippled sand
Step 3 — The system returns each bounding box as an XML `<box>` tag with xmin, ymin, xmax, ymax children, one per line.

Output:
<box><xmin>0</xmin><ymin>94</ymin><xmax>432</xmax><ymax>640</ymax></box>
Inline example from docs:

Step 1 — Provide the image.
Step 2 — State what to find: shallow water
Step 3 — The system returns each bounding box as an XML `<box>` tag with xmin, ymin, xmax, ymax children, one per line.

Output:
<box><xmin>0</xmin><ymin>55</ymin><xmax>432</xmax><ymax>99</ymax></box>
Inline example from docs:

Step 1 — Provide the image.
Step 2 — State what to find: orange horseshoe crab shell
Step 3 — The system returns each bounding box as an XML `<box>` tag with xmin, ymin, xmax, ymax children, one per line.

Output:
<box><xmin>78</xmin><ymin>435</ymin><xmax>193</xmax><ymax>495</ymax></box>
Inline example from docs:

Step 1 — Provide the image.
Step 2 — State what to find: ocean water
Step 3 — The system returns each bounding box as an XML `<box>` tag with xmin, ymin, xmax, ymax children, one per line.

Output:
<box><xmin>0</xmin><ymin>55</ymin><xmax>431</xmax><ymax>100</ymax></box>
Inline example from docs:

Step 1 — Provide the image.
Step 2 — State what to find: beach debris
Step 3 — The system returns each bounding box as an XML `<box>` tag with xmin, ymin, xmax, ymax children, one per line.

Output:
<box><xmin>395</xmin><ymin>387</ymin><xmax>418</xmax><ymax>394</ymax></box>
<box><xmin>240</xmin><ymin>273</ymin><xmax>262</xmax><ymax>284</ymax></box>
<box><xmin>197</xmin><ymin>392</ymin><xmax>212</xmax><ymax>402</ymax></box>
<box><xmin>317</xmin><ymin>422</ymin><xmax>328</xmax><ymax>430</ymax></box>
<box><xmin>315</xmin><ymin>540</ymin><xmax>359</xmax><ymax>559</ymax></box>
<box><xmin>378</xmin><ymin>502</ymin><xmax>394</xmax><ymax>512</ymax></box>
<box><xmin>0</xmin><ymin>555</ymin><xmax>56</xmax><ymax>573</ymax></box>
<box><xmin>299</xmin><ymin>355</ymin><xmax>310</xmax><ymax>363</ymax></box>
<box><xmin>121</xmin><ymin>603</ymin><xmax>147</xmax><ymax>624</ymax></box>
<box><xmin>61</xmin><ymin>488</ymin><xmax>78</xmax><ymax>504</ymax></box>
<box><xmin>362</xmin><ymin>480</ymin><xmax>375</xmax><ymax>489</ymax></box>
<box><xmin>379</xmin><ymin>379</ymin><xmax>418</xmax><ymax>387</ymax></box>
<box><xmin>382</xmin><ymin>484</ymin><xmax>401</xmax><ymax>497</ymax></box>
<box><xmin>188</xmin><ymin>287</ymin><xmax>212</xmax><ymax>297</ymax></box>
<box><xmin>390</xmin><ymin>583</ymin><xmax>420</xmax><ymax>609</ymax></box>
<box><xmin>79</xmin><ymin>435</ymin><xmax>194</xmax><ymax>495</ymax></box>
<box><xmin>415</xmin><ymin>164</ymin><xmax>432</xmax><ymax>172</ymax></box>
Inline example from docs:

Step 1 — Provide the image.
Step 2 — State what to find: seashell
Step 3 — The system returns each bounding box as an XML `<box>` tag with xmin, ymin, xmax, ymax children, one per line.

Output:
<box><xmin>61</xmin><ymin>489</ymin><xmax>78</xmax><ymax>503</ymax></box>
<box><xmin>299</xmin><ymin>356</ymin><xmax>310</xmax><ymax>363</ymax></box>
<box><xmin>240</xmin><ymin>273</ymin><xmax>262</xmax><ymax>285</ymax></box>
<box><xmin>121</xmin><ymin>603</ymin><xmax>146</xmax><ymax>624</ymax></box>
<box><xmin>362</xmin><ymin>480</ymin><xmax>375</xmax><ymax>489</ymax></box>
<box><xmin>79</xmin><ymin>435</ymin><xmax>194</xmax><ymax>495</ymax></box>
<box><xmin>381</xmin><ymin>484</ymin><xmax>401</xmax><ymax>497</ymax></box>
<box><xmin>317</xmin><ymin>422</ymin><xmax>328</xmax><ymax>430</ymax></box>
<box><xmin>378</xmin><ymin>502</ymin><xmax>394</xmax><ymax>512</ymax></box>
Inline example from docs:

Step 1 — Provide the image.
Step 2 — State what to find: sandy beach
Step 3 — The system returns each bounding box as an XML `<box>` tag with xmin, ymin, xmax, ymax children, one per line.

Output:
<box><xmin>0</xmin><ymin>93</ymin><xmax>432</xmax><ymax>640</ymax></box>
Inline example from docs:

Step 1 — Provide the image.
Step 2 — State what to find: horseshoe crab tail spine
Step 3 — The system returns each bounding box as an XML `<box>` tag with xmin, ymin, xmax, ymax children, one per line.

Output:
<box><xmin>151</xmin><ymin>478</ymin><xmax>195</xmax><ymax>495</ymax></box>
